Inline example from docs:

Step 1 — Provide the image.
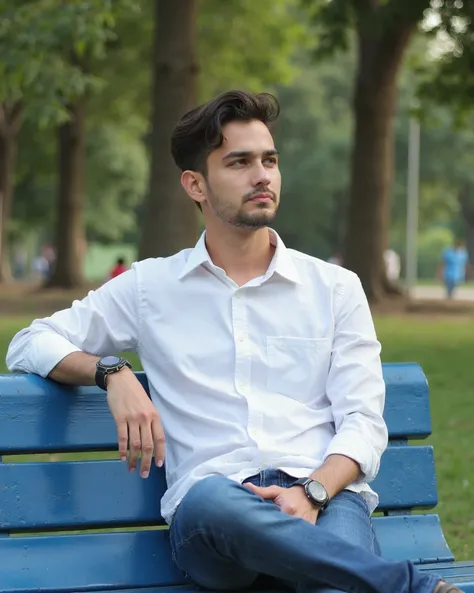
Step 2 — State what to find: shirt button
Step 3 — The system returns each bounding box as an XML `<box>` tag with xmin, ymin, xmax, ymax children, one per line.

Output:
<box><xmin>239</xmin><ymin>335</ymin><xmax>245</xmax><ymax>342</ymax></box>
<box><xmin>249</xmin><ymin>428</ymin><xmax>257</xmax><ymax>438</ymax></box>
<box><xmin>235</xmin><ymin>292</ymin><xmax>241</xmax><ymax>299</ymax></box>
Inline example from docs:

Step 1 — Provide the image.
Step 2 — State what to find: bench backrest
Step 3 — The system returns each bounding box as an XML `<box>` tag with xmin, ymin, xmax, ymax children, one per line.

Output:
<box><xmin>0</xmin><ymin>363</ymin><xmax>454</xmax><ymax>593</ymax></box>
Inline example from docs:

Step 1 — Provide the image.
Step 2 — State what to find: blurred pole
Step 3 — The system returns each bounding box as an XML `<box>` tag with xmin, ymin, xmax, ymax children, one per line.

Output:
<box><xmin>406</xmin><ymin>115</ymin><xmax>420</xmax><ymax>296</ymax></box>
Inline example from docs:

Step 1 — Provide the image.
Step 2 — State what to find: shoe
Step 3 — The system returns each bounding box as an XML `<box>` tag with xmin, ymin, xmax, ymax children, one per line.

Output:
<box><xmin>436</xmin><ymin>582</ymin><xmax>465</xmax><ymax>593</ymax></box>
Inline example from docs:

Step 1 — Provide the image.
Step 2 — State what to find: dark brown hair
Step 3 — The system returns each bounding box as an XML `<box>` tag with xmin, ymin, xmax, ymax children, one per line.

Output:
<box><xmin>171</xmin><ymin>90</ymin><xmax>280</xmax><ymax>175</ymax></box>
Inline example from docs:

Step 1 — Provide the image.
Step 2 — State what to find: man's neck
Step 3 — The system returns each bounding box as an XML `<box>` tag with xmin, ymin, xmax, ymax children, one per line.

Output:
<box><xmin>204</xmin><ymin>223</ymin><xmax>275</xmax><ymax>287</ymax></box>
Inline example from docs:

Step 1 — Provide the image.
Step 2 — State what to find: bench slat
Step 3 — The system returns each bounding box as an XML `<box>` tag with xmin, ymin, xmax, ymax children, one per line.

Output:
<box><xmin>0</xmin><ymin>530</ymin><xmax>183</xmax><ymax>593</ymax></box>
<box><xmin>0</xmin><ymin>363</ymin><xmax>431</xmax><ymax>455</ymax></box>
<box><xmin>0</xmin><ymin>515</ymin><xmax>453</xmax><ymax>593</ymax></box>
<box><xmin>0</xmin><ymin>445</ymin><xmax>436</xmax><ymax>532</ymax></box>
<box><xmin>373</xmin><ymin>514</ymin><xmax>454</xmax><ymax>564</ymax></box>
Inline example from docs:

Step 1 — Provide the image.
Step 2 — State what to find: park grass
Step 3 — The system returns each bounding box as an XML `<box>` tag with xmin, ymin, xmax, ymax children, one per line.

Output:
<box><xmin>0</xmin><ymin>314</ymin><xmax>472</xmax><ymax>559</ymax></box>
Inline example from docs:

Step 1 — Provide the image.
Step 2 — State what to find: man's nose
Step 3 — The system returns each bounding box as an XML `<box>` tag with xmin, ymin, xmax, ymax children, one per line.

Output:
<box><xmin>252</xmin><ymin>163</ymin><xmax>271</xmax><ymax>187</ymax></box>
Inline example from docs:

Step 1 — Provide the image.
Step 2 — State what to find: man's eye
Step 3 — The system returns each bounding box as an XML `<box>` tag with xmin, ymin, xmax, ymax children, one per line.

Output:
<box><xmin>264</xmin><ymin>157</ymin><xmax>278</xmax><ymax>165</ymax></box>
<box><xmin>230</xmin><ymin>159</ymin><xmax>246</xmax><ymax>166</ymax></box>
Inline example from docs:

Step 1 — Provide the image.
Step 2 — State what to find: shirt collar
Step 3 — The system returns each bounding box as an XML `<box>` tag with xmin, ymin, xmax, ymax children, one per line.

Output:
<box><xmin>178</xmin><ymin>228</ymin><xmax>302</xmax><ymax>285</ymax></box>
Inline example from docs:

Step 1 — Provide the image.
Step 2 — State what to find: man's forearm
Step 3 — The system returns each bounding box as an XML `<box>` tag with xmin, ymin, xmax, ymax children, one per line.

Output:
<box><xmin>48</xmin><ymin>351</ymin><xmax>100</xmax><ymax>386</ymax></box>
<box><xmin>310</xmin><ymin>454</ymin><xmax>361</xmax><ymax>500</ymax></box>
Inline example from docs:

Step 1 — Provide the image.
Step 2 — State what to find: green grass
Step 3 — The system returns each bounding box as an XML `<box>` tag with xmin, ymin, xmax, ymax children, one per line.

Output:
<box><xmin>0</xmin><ymin>314</ymin><xmax>472</xmax><ymax>559</ymax></box>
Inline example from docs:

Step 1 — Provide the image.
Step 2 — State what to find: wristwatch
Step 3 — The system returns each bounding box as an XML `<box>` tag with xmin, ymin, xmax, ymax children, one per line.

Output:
<box><xmin>292</xmin><ymin>478</ymin><xmax>330</xmax><ymax>510</ymax></box>
<box><xmin>95</xmin><ymin>355</ymin><xmax>132</xmax><ymax>391</ymax></box>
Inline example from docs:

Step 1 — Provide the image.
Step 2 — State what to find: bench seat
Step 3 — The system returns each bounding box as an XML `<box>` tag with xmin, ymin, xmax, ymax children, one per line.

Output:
<box><xmin>0</xmin><ymin>363</ymin><xmax>472</xmax><ymax>593</ymax></box>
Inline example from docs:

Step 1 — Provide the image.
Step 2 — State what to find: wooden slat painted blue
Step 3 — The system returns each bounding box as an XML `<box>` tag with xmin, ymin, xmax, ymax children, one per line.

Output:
<box><xmin>418</xmin><ymin>562</ymin><xmax>474</xmax><ymax>592</ymax></box>
<box><xmin>382</xmin><ymin>362</ymin><xmax>431</xmax><ymax>438</ymax></box>
<box><xmin>0</xmin><ymin>445</ymin><xmax>436</xmax><ymax>532</ymax></box>
<box><xmin>0</xmin><ymin>515</ymin><xmax>454</xmax><ymax>593</ymax></box>
<box><xmin>371</xmin><ymin>444</ymin><xmax>437</xmax><ymax>510</ymax></box>
<box><xmin>0</xmin><ymin>530</ymin><xmax>184</xmax><ymax>593</ymax></box>
<box><xmin>0</xmin><ymin>363</ymin><xmax>430</xmax><ymax>454</ymax></box>
<box><xmin>373</xmin><ymin>514</ymin><xmax>454</xmax><ymax>564</ymax></box>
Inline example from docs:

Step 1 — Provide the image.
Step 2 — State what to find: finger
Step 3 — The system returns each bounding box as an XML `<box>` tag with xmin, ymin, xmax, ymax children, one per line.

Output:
<box><xmin>128</xmin><ymin>422</ymin><xmax>141</xmax><ymax>472</ymax></box>
<box><xmin>152</xmin><ymin>417</ymin><xmax>166</xmax><ymax>468</ymax></box>
<box><xmin>139</xmin><ymin>424</ymin><xmax>154</xmax><ymax>479</ymax></box>
<box><xmin>245</xmin><ymin>484</ymin><xmax>282</xmax><ymax>499</ymax></box>
<box><xmin>116</xmin><ymin>420</ymin><xmax>128</xmax><ymax>462</ymax></box>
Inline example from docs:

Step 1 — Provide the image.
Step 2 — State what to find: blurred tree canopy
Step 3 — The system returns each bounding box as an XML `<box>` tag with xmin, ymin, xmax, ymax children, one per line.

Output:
<box><xmin>2</xmin><ymin>0</ymin><xmax>474</xmax><ymax>292</ymax></box>
<box><xmin>302</xmin><ymin>0</ymin><xmax>473</xmax><ymax>300</ymax></box>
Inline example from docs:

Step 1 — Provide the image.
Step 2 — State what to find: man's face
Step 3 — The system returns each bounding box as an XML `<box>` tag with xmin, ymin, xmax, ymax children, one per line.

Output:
<box><xmin>202</xmin><ymin>119</ymin><xmax>281</xmax><ymax>229</ymax></box>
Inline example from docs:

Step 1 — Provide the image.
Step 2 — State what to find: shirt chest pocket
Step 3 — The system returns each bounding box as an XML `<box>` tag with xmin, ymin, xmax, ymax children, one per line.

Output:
<box><xmin>266</xmin><ymin>336</ymin><xmax>332</xmax><ymax>404</ymax></box>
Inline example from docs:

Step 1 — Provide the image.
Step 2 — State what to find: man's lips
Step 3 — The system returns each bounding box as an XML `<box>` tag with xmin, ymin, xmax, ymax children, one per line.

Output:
<box><xmin>248</xmin><ymin>193</ymin><xmax>274</xmax><ymax>203</ymax></box>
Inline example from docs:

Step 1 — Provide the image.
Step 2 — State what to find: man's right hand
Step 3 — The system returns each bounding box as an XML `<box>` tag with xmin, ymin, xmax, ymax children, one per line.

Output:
<box><xmin>106</xmin><ymin>367</ymin><xmax>165</xmax><ymax>478</ymax></box>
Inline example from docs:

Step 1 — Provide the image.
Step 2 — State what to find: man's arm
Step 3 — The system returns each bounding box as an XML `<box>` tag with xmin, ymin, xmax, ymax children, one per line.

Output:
<box><xmin>6</xmin><ymin>265</ymin><xmax>166</xmax><ymax>477</ymax></box>
<box><xmin>246</xmin><ymin>271</ymin><xmax>388</xmax><ymax>521</ymax></box>
<box><xmin>309</xmin><ymin>454</ymin><xmax>360</xmax><ymax>500</ymax></box>
<box><xmin>318</xmin><ymin>270</ymin><xmax>388</xmax><ymax>498</ymax></box>
<box><xmin>48</xmin><ymin>351</ymin><xmax>100</xmax><ymax>385</ymax></box>
<box><xmin>6</xmin><ymin>267</ymin><xmax>139</xmax><ymax>379</ymax></box>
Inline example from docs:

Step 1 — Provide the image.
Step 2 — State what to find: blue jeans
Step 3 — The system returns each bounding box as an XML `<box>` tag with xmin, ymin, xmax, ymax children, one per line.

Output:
<box><xmin>169</xmin><ymin>470</ymin><xmax>441</xmax><ymax>593</ymax></box>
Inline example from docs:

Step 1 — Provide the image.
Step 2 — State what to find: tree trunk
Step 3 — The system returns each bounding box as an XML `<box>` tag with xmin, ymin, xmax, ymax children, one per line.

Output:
<box><xmin>138</xmin><ymin>0</ymin><xmax>199</xmax><ymax>260</ymax></box>
<box><xmin>344</xmin><ymin>13</ymin><xmax>416</xmax><ymax>302</ymax></box>
<box><xmin>45</xmin><ymin>100</ymin><xmax>86</xmax><ymax>288</ymax></box>
<box><xmin>0</xmin><ymin>102</ymin><xmax>23</xmax><ymax>283</ymax></box>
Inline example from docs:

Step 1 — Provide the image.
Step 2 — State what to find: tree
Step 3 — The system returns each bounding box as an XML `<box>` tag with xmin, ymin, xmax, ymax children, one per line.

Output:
<box><xmin>272</xmin><ymin>50</ymin><xmax>355</xmax><ymax>259</ymax></box>
<box><xmin>139</xmin><ymin>0</ymin><xmax>309</xmax><ymax>259</ymax></box>
<box><xmin>138</xmin><ymin>0</ymin><xmax>199</xmax><ymax>260</ymax></box>
<box><xmin>46</xmin><ymin>0</ymin><xmax>138</xmax><ymax>288</ymax></box>
<box><xmin>303</xmin><ymin>1</ymin><xmax>474</xmax><ymax>300</ymax></box>
<box><xmin>0</xmin><ymin>0</ymin><xmax>94</xmax><ymax>282</ymax></box>
<box><xmin>306</xmin><ymin>0</ymin><xmax>433</xmax><ymax>300</ymax></box>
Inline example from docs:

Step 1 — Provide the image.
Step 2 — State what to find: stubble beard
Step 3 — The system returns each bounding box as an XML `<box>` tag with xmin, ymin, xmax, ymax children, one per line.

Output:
<box><xmin>207</xmin><ymin>185</ymin><xmax>279</xmax><ymax>230</ymax></box>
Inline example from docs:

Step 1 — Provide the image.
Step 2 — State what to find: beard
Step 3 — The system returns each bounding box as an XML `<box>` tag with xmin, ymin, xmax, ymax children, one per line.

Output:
<box><xmin>206</xmin><ymin>184</ymin><xmax>279</xmax><ymax>230</ymax></box>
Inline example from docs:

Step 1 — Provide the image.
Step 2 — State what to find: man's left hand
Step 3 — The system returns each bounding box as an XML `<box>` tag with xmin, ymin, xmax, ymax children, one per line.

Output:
<box><xmin>244</xmin><ymin>483</ymin><xmax>319</xmax><ymax>524</ymax></box>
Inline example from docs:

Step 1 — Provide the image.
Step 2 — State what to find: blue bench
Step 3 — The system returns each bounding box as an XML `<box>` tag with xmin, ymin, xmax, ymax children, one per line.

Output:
<box><xmin>0</xmin><ymin>362</ymin><xmax>473</xmax><ymax>593</ymax></box>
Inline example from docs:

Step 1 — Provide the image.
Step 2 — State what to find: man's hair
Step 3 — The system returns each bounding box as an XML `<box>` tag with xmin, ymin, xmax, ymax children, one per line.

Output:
<box><xmin>171</xmin><ymin>90</ymin><xmax>280</xmax><ymax>175</ymax></box>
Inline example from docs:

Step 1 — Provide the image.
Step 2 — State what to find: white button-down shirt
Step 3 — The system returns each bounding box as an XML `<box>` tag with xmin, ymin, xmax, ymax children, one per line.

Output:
<box><xmin>7</xmin><ymin>230</ymin><xmax>388</xmax><ymax>523</ymax></box>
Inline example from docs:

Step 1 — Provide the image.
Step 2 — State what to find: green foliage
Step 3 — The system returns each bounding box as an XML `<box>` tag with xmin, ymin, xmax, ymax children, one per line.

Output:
<box><xmin>199</xmin><ymin>0</ymin><xmax>310</xmax><ymax>98</ymax></box>
<box><xmin>0</xmin><ymin>0</ymin><xmax>138</xmax><ymax>126</ymax></box>
<box><xmin>84</xmin><ymin>122</ymin><xmax>148</xmax><ymax>243</ymax></box>
<box><xmin>415</xmin><ymin>1</ymin><xmax>474</xmax><ymax>117</ymax></box>
<box><xmin>9</xmin><ymin>0</ymin><xmax>312</xmax><ymax>250</ymax></box>
<box><xmin>12</xmin><ymin>118</ymin><xmax>147</xmax><ymax>244</ymax></box>
<box><xmin>273</xmin><ymin>50</ymin><xmax>355</xmax><ymax>259</ymax></box>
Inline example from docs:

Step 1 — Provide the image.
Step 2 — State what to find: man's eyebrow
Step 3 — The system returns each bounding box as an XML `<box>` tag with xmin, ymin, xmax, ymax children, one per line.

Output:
<box><xmin>222</xmin><ymin>149</ymin><xmax>279</xmax><ymax>161</ymax></box>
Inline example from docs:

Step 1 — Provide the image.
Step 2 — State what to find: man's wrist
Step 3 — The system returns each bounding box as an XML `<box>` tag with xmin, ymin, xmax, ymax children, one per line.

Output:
<box><xmin>105</xmin><ymin>365</ymin><xmax>133</xmax><ymax>387</ymax></box>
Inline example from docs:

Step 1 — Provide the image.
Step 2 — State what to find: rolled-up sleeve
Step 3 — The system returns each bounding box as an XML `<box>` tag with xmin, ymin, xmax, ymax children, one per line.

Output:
<box><xmin>323</xmin><ymin>270</ymin><xmax>388</xmax><ymax>483</ymax></box>
<box><xmin>6</xmin><ymin>265</ymin><xmax>140</xmax><ymax>378</ymax></box>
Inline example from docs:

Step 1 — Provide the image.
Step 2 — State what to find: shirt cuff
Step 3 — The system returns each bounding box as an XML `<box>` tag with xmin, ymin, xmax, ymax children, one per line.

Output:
<box><xmin>323</xmin><ymin>431</ymin><xmax>380</xmax><ymax>483</ymax></box>
<box><xmin>24</xmin><ymin>332</ymin><xmax>82</xmax><ymax>378</ymax></box>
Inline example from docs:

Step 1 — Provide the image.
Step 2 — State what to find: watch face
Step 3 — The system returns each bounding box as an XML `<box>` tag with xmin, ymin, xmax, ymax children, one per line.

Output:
<box><xmin>100</xmin><ymin>355</ymin><xmax>122</xmax><ymax>367</ymax></box>
<box><xmin>307</xmin><ymin>481</ymin><xmax>328</xmax><ymax>504</ymax></box>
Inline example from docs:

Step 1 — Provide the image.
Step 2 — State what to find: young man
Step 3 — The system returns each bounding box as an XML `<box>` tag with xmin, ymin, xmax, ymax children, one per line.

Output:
<box><xmin>6</xmin><ymin>91</ymin><xmax>460</xmax><ymax>593</ymax></box>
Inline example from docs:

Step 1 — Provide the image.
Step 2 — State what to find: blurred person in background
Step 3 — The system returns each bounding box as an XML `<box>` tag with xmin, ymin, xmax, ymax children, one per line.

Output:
<box><xmin>108</xmin><ymin>257</ymin><xmax>128</xmax><ymax>281</ymax></box>
<box><xmin>384</xmin><ymin>249</ymin><xmax>400</xmax><ymax>283</ymax></box>
<box><xmin>438</xmin><ymin>239</ymin><xmax>469</xmax><ymax>299</ymax></box>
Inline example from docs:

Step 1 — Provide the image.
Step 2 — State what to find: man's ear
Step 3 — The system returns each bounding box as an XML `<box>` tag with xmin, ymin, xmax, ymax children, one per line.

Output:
<box><xmin>181</xmin><ymin>170</ymin><xmax>206</xmax><ymax>208</ymax></box>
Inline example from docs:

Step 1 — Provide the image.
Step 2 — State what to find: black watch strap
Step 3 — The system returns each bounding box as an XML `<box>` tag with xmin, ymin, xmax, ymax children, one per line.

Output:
<box><xmin>95</xmin><ymin>356</ymin><xmax>132</xmax><ymax>391</ymax></box>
